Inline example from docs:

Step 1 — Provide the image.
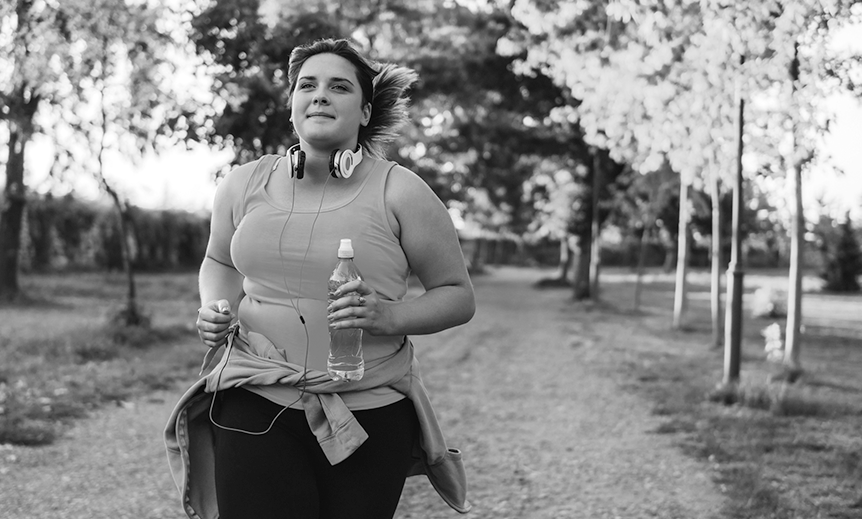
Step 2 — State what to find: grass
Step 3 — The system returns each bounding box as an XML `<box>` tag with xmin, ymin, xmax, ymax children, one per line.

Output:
<box><xmin>0</xmin><ymin>271</ymin><xmax>202</xmax><ymax>445</ymax></box>
<box><xmin>594</xmin><ymin>267</ymin><xmax>862</xmax><ymax>519</ymax></box>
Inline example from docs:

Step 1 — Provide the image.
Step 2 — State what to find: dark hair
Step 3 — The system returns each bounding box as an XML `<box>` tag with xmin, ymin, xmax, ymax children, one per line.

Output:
<box><xmin>287</xmin><ymin>38</ymin><xmax>418</xmax><ymax>159</ymax></box>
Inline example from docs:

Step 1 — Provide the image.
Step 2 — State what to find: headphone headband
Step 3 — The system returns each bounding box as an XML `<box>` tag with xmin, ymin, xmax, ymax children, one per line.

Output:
<box><xmin>287</xmin><ymin>144</ymin><xmax>363</xmax><ymax>180</ymax></box>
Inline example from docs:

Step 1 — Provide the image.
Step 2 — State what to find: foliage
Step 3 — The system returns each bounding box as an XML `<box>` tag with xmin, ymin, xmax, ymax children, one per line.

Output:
<box><xmin>504</xmin><ymin>0</ymin><xmax>861</xmax><ymax>187</ymax></box>
<box><xmin>815</xmin><ymin>213</ymin><xmax>862</xmax><ymax>292</ymax></box>
<box><xmin>521</xmin><ymin>157</ymin><xmax>583</xmax><ymax>241</ymax></box>
<box><xmin>392</xmin><ymin>5</ymin><xmax>586</xmax><ymax>235</ymax></box>
<box><xmin>20</xmin><ymin>193</ymin><xmax>209</xmax><ymax>273</ymax></box>
<box><xmin>188</xmin><ymin>0</ymin><xmax>345</xmax><ymax>166</ymax></box>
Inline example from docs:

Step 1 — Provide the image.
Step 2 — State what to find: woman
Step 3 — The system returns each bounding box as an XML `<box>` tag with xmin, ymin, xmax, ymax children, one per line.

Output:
<box><xmin>165</xmin><ymin>38</ymin><xmax>475</xmax><ymax>519</ymax></box>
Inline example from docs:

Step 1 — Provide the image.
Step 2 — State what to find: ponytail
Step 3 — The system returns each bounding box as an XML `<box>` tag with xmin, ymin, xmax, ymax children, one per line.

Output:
<box><xmin>359</xmin><ymin>63</ymin><xmax>418</xmax><ymax>159</ymax></box>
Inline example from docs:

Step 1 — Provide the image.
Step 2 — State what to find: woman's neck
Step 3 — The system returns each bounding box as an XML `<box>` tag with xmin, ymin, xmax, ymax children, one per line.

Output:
<box><xmin>298</xmin><ymin>148</ymin><xmax>333</xmax><ymax>182</ymax></box>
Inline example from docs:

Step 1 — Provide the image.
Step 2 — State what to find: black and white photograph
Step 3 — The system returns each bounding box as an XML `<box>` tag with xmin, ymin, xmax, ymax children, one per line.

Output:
<box><xmin>1</xmin><ymin>1</ymin><xmax>861</xmax><ymax>518</ymax></box>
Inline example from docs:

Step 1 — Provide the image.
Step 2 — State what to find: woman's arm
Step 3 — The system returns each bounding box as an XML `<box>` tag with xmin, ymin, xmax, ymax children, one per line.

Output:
<box><xmin>329</xmin><ymin>165</ymin><xmax>475</xmax><ymax>336</ymax></box>
<box><xmin>199</xmin><ymin>256</ymin><xmax>244</xmax><ymax>308</ymax></box>
<box><xmin>195</xmin><ymin>166</ymin><xmax>249</xmax><ymax>348</ymax></box>
<box><xmin>197</xmin><ymin>256</ymin><xmax>244</xmax><ymax>348</ymax></box>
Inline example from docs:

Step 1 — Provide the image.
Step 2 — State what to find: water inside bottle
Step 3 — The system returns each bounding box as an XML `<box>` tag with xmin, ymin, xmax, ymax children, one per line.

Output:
<box><xmin>328</xmin><ymin>348</ymin><xmax>365</xmax><ymax>381</ymax></box>
<box><xmin>327</xmin><ymin>279</ymin><xmax>364</xmax><ymax>381</ymax></box>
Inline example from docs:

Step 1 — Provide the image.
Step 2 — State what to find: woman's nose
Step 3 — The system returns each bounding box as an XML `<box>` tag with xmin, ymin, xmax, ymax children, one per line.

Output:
<box><xmin>313</xmin><ymin>93</ymin><xmax>329</xmax><ymax>105</ymax></box>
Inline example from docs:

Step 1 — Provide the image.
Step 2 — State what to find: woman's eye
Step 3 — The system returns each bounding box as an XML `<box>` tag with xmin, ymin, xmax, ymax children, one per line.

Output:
<box><xmin>299</xmin><ymin>83</ymin><xmax>314</xmax><ymax>90</ymax></box>
<box><xmin>332</xmin><ymin>84</ymin><xmax>347</xmax><ymax>91</ymax></box>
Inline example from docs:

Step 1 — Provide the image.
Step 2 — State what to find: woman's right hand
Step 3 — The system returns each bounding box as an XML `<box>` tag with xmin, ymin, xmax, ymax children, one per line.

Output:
<box><xmin>196</xmin><ymin>299</ymin><xmax>235</xmax><ymax>348</ymax></box>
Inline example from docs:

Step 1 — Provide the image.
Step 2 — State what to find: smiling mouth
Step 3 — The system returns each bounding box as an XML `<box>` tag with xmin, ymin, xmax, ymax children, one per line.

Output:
<box><xmin>307</xmin><ymin>112</ymin><xmax>334</xmax><ymax>118</ymax></box>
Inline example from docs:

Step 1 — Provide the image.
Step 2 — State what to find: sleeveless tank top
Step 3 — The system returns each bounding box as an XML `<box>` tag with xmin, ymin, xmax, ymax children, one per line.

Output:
<box><xmin>220</xmin><ymin>154</ymin><xmax>409</xmax><ymax>410</ymax></box>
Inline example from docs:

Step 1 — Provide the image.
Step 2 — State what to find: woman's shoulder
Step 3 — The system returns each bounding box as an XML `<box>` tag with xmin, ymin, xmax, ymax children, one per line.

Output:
<box><xmin>223</xmin><ymin>155</ymin><xmax>276</xmax><ymax>183</ymax></box>
<box><xmin>216</xmin><ymin>155</ymin><xmax>277</xmax><ymax>194</ymax></box>
<box><xmin>212</xmin><ymin>155</ymin><xmax>279</xmax><ymax>216</ymax></box>
<box><xmin>381</xmin><ymin>161</ymin><xmax>438</xmax><ymax>203</ymax></box>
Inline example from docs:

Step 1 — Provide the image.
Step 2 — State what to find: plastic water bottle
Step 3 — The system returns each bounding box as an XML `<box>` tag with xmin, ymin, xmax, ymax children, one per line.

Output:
<box><xmin>327</xmin><ymin>239</ymin><xmax>364</xmax><ymax>381</ymax></box>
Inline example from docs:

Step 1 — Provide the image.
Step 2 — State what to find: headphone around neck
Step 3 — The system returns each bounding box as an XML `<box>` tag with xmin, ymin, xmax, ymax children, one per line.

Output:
<box><xmin>288</xmin><ymin>144</ymin><xmax>364</xmax><ymax>180</ymax></box>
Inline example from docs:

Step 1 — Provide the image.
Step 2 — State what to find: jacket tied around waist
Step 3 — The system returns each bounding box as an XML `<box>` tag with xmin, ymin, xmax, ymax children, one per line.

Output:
<box><xmin>164</xmin><ymin>326</ymin><xmax>471</xmax><ymax>518</ymax></box>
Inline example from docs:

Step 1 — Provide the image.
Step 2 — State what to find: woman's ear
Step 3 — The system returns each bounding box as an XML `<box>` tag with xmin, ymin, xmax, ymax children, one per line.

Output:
<box><xmin>361</xmin><ymin>103</ymin><xmax>371</xmax><ymax>127</ymax></box>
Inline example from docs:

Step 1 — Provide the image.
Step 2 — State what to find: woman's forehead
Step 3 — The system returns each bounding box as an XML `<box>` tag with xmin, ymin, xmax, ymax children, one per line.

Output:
<box><xmin>298</xmin><ymin>53</ymin><xmax>359</xmax><ymax>82</ymax></box>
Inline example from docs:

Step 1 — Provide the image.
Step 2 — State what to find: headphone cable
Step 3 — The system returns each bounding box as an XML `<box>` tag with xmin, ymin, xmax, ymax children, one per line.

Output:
<box><xmin>208</xmin><ymin>154</ymin><xmax>332</xmax><ymax>435</ymax></box>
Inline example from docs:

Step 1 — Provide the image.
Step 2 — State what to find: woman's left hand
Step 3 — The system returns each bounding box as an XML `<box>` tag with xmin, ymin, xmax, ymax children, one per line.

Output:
<box><xmin>327</xmin><ymin>280</ymin><xmax>392</xmax><ymax>336</ymax></box>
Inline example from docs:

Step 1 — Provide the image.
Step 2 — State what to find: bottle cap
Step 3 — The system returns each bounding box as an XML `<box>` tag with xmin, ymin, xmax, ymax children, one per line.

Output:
<box><xmin>337</xmin><ymin>238</ymin><xmax>354</xmax><ymax>258</ymax></box>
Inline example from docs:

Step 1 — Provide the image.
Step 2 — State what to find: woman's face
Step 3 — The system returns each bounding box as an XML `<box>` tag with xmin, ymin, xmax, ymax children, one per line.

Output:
<box><xmin>291</xmin><ymin>53</ymin><xmax>371</xmax><ymax>150</ymax></box>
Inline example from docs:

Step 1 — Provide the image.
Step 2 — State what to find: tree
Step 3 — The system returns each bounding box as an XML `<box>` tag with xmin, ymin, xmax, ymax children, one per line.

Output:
<box><xmin>503</xmin><ymin>0</ymin><xmax>741</xmax><ymax>322</ymax></box>
<box><xmin>609</xmin><ymin>166</ymin><xmax>678</xmax><ymax>309</ymax></box>
<box><xmin>0</xmin><ymin>0</ymin><xmax>202</xmax><ymax>302</ymax></box>
<box><xmin>0</xmin><ymin>0</ymin><xmax>45</xmax><ymax>301</ymax></box>
<box><xmin>83</xmin><ymin>2</ymin><xmax>166</xmax><ymax>325</ymax></box>
<box><xmin>817</xmin><ymin>214</ymin><xmax>862</xmax><ymax>292</ymax></box>
<box><xmin>734</xmin><ymin>2</ymin><xmax>862</xmax><ymax>377</ymax></box>
<box><xmin>504</xmin><ymin>0</ymin><xmax>861</xmax><ymax>341</ymax></box>
<box><xmin>522</xmin><ymin>157</ymin><xmax>582</xmax><ymax>283</ymax></box>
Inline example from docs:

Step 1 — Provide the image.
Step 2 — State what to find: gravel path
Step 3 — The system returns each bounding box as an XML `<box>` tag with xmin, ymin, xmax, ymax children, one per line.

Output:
<box><xmin>0</xmin><ymin>267</ymin><xmax>725</xmax><ymax>518</ymax></box>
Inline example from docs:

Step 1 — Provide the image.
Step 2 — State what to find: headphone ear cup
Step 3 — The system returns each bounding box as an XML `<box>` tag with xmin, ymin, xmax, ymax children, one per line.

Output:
<box><xmin>288</xmin><ymin>144</ymin><xmax>304</xmax><ymax>179</ymax></box>
<box><xmin>294</xmin><ymin>150</ymin><xmax>305</xmax><ymax>179</ymax></box>
<box><xmin>329</xmin><ymin>150</ymin><xmax>340</xmax><ymax>179</ymax></box>
<box><xmin>329</xmin><ymin>146</ymin><xmax>363</xmax><ymax>179</ymax></box>
<box><xmin>339</xmin><ymin>149</ymin><xmax>357</xmax><ymax>179</ymax></box>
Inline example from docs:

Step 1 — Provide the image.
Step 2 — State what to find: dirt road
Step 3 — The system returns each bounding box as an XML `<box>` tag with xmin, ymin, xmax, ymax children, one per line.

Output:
<box><xmin>0</xmin><ymin>267</ymin><xmax>725</xmax><ymax>518</ymax></box>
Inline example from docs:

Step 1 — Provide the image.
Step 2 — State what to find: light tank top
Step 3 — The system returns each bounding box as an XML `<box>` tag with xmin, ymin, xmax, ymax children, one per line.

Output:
<box><xmin>217</xmin><ymin>154</ymin><xmax>410</xmax><ymax>410</ymax></box>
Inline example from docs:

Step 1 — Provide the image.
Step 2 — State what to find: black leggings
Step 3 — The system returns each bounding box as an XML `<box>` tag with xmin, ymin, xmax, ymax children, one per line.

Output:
<box><xmin>212</xmin><ymin>387</ymin><xmax>418</xmax><ymax>519</ymax></box>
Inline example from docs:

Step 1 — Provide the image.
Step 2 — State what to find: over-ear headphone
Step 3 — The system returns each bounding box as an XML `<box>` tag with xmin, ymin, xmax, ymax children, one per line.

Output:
<box><xmin>288</xmin><ymin>144</ymin><xmax>306</xmax><ymax>180</ymax></box>
<box><xmin>287</xmin><ymin>144</ymin><xmax>364</xmax><ymax>180</ymax></box>
<box><xmin>329</xmin><ymin>146</ymin><xmax>363</xmax><ymax>179</ymax></box>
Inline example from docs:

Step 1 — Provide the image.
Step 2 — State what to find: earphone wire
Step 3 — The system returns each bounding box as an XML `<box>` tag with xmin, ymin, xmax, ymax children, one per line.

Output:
<box><xmin>207</xmin><ymin>152</ymin><xmax>332</xmax><ymax>436</ymax></box>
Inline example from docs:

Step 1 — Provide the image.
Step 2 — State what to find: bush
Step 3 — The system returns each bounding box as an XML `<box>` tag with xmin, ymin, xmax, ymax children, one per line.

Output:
<box><xmin>707</xmin><ymin>380</ymin><xmax>852</xmax><ymax>418</ymax></box>
<box><xmin>818</xmin><ymin>215</ymin><xmax>862</xmax><ymax>292</ymax></box>
<box><xmin>21</xmin><ymin>193</ymin><xmax>210</xmax><ymax>273</ymax></box>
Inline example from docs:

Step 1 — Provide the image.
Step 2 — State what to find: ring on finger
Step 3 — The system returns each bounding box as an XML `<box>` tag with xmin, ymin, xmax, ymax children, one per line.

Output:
<box><xmin>358</xmin><ymin>296</ymin><xmax>366</xmax><ymax>306</ymax></box>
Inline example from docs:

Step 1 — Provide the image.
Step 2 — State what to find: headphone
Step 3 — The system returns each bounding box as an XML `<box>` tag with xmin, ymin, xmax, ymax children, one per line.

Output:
<box><xmin>288</xmin><ymin>143</ymin><xmax>364</xmax><ymax>180</ymax></box>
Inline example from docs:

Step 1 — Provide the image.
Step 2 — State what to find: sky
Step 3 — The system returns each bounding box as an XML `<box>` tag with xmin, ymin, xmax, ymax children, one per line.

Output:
<box><xmin>816</xmin><ymin>94</ymin><xmax>862</xmax><ymax>220</ymax></box>
<box><xmin>24</xmin><ymin>138</ymin><xmax>234</xmax><ymax>214</ymax></box>
<box><xmin>13</xmin><ymin>21</ymin><xmax>862</xmax><ymax>221</ymax></box>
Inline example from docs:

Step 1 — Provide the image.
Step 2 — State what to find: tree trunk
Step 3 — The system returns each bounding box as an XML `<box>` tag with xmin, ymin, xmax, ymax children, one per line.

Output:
<box><xmin>572</xmin><ymin>231</ymin><xmax>592</xmax><ymax>300</ymax></box>
<box><xmin>784</xmin><ymin>43</ymin><xmax>803</xmax><ymax>376</ymax></box>
<box><xmin>97</xmin><ymin>88</ymin><xmax>142</xmax><ymax>326</ymax></box>
<box><xmin>102</xmin><ymin>180</ymin><xmax>142</xmax><ymax>326</ymax></box>
<box><xmin>555</xmin><ymin>235</ymin><xmax>573</xmax><ymax>282</ymax></box>
<box><xmin>672</xmin><ymin>180</ymin><xmax>690</xmax><ymax>329</ymax></box>
<box><xmin>0</xmin><ymin>0</ymin><xmax>41</xmax><ymax>302</ymax></box>
<box><xmin>573</xmin><ymin>149</ymin><xmax>603</xmax><ymax>301</ymax></box>
<box><xmin>710</xmin><ymin>167</ymin><xmax>723</xmax><ymax>348</ymax></box>
<box><xmin>471</xmin><ymin>238</ymin><xmax>486</xmax><ymax>273</ymax></box>
<box><xmin>121</xmin><ymin>211</ymin><xmax>139</xmax><ymax>324</ymax></box>
<box><xmin>723</xmin><ymin>54</ymin><xmax>746</xmax><ymax>384</ymax></box>
<box><xmin>0</xmin><ymin>120</ymin><xmax>34</xmax><ymax>302</ymax></box>
<box><xmin>784</xmin><ymin>163</ymin><xmax>804</xmax><ymax>373</ymax></box>
<box><xmin>633</xmin><ymin>226</ymin><xmax>648</xmax><ymax>311</ymax></box>
<box><xmin>589</xmin><ymin>150</ymin><xmax>603</xmax><ymax>300</ymax></box>
<box><xmin>662</xmin><ymin>237</ymin><xmax>676</xmax><ymax>272</ymax></box>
